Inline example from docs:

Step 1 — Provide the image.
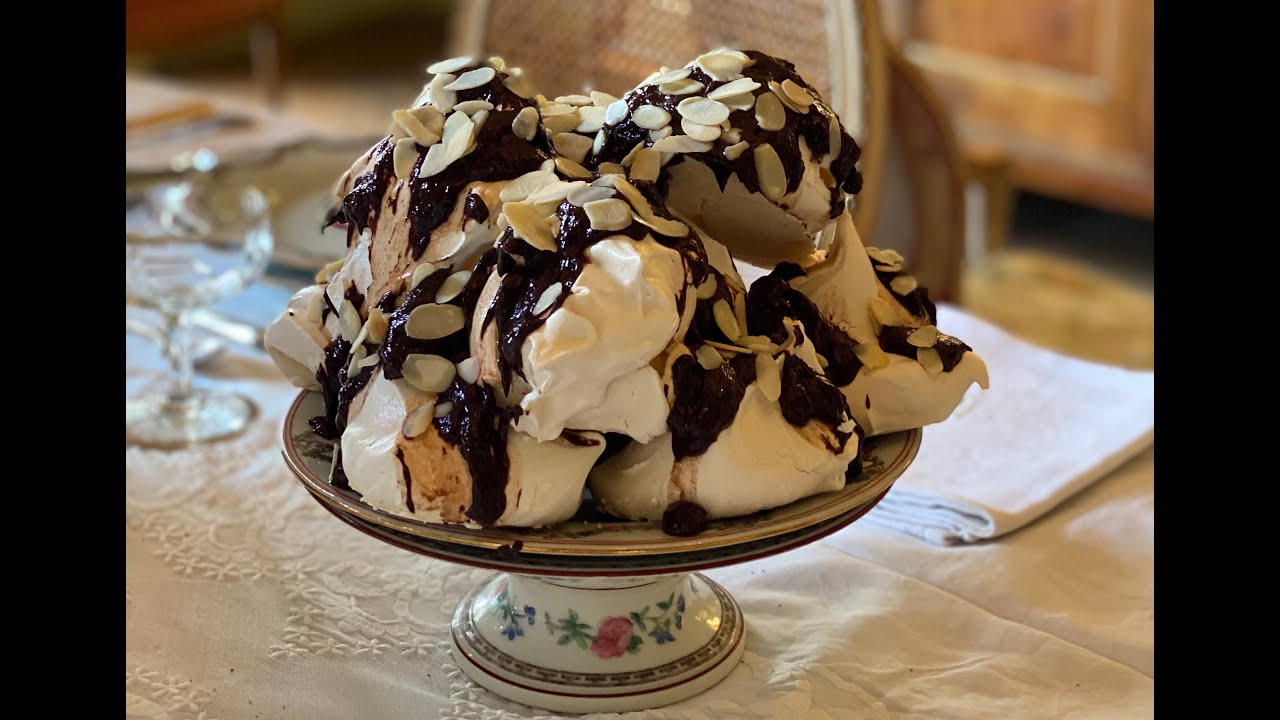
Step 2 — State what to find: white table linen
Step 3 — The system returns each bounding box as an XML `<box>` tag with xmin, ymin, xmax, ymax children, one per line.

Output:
<box><xmin>125</xmin><ymin>301</ymin><xmax>1154</xmax><ymax>719</ymax></box>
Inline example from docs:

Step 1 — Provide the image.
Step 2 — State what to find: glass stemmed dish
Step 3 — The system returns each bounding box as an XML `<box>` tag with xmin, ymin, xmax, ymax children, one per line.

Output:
<box><xmin>125</xmin><ymin>177</ymin><xmax>273</xmax><ymax>447</ymax></box>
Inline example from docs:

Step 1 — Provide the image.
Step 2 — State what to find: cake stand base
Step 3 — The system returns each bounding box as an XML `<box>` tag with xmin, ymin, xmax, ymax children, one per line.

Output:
<box><xmin>450</xmin><ymin>572</ymin><xmax>745</xmax><ymax>713</ymax></box>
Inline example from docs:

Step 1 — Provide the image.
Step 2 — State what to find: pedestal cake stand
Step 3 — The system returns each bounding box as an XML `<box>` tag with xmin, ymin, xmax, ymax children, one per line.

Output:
<box><xmin>281</xmin><ymin>391</ymin><xmax>921</xmax><ymax>713</ymax></box>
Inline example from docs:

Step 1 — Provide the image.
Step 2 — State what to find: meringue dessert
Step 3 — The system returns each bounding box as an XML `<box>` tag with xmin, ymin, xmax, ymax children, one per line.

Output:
<box><xmin>267</xmin><ymin>49</ymin><xmax>987</xmax><ymax>534</ymax></box>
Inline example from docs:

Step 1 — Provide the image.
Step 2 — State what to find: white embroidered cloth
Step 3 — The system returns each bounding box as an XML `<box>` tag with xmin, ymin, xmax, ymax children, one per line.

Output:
<box><xmin>125</xmin><ymin>300</ymin><xmax>1153</xmax><ymax>719</ymax></box>
<box><xmin>863</xmin><ymin>306</ymin><xmax>1156</xmax><ymax>545</ymax></box>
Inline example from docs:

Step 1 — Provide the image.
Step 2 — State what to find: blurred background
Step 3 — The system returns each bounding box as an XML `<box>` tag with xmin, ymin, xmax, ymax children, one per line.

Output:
<box><xmin>126</xmin><ymin>0</ymin><xmax>1153</xmax><ymax>369</ymax></box>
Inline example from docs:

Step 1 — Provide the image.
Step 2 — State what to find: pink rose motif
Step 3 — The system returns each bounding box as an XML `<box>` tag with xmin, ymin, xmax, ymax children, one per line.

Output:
<box><xmin>591</xmin><ymin>616</ymin><xmax>634</xmax><ymax>659</ymax></box>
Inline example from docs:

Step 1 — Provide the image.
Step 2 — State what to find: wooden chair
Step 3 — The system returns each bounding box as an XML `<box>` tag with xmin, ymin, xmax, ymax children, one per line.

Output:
<box><xmin>125</xmin><ymin>0</ymin><xmax>286</xmax><ymax>107</ymax></box>
<box><xmin>448</xmin><ymin>0</ymin><xmax>972</xmax><ymax>303</ymax></box>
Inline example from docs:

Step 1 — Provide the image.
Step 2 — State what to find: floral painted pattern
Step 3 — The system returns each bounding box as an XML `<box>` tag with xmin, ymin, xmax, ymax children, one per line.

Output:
<box><xmin>538</xmin><ymin>592</ymin><xmax>687</xmax><ymax>658</ymax></box>
<box><xmin>489</xmin><ymin>585</ymin><xmax>536</xmax><ymax>640</ymax></box>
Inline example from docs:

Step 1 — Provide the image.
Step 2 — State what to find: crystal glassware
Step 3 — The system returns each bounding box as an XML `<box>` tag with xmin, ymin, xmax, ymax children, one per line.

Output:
<box><xmin>125</xmin><ymin>177</ymin><xmax>273</xmax><ymax>447</ymax></box>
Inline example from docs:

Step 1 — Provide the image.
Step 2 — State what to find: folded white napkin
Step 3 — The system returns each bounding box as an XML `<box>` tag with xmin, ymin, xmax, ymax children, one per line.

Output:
<box><xmin>865</xmin><ymin>303</ymin><xmax>1154</xmax><ymax>545</ymax></box>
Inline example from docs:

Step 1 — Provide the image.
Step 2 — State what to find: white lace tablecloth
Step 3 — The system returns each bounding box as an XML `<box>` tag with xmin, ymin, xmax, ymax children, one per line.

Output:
<box><xmin>126</xmin><ymin>308</ymin><xmax>1154</xmax><ymax>719</ymax></box>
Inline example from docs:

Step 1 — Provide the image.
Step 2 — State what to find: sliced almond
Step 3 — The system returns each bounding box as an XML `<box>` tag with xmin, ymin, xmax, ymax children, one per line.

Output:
<box><xmin>591</xmin><ymin>91</ymin><xmax>619</xmax><ymax>107</ymax></box>
<box><xmin>552</xmin><ymin>132</ymin><xmax>593</xmax><ymax>164</ymax></box>
<box><xmin>402</xmin><ymin>353</ymin><xmax>457</xmax><ymax>393</ymax></box>
<box><xmin>427</xmin><ymin>56</ymin><xmax>474</xmax><ymax>75</ymax></box>
<box><xmin>315</xmin><ymin>257</ymin><xmax>346</xmax><ymax>284</ymax></box>
<box><xmin>592</xmin><ymin>128</ymin><xmax>606</xmax><ymax>156</ymax></box>
<box><xmin>554</xmin><ymin>156</ymin><xmax>593</xmax><ymax>179</ymax></box>
<box><xmin>305</xmin><ymin>289</ymin><xmax>325</xmax><ymax>324</ymax></box>
<box><xmin>499</xmin><ymin>170</ymin><xmax>557</xmax><ymax>202</ymax></box>
<box><xmin>651</xmin><ymin>134</ymin><xmax>712</xmax><ymax>154</ymax></box>
<box><xmin>828</xmin><ymin>115</ymin><xmax>842</xmax><ymax>158</ymax></box>
<box><xmin>393</xmin><ymin>109</ymin><xmax>443</xmax><ymax>146</ymax></box>
<box><xmin>890</xmin><ymin>275</ymin><xmax>919</xmax><ymax>295</ymax></box>
<box><xmin>868</xmin><ymin>247</ymin><xmax>905</xmax><ymax>265</ymax></box>
<box><xmin>453</xmin><ymin>99</ymin><xmax>494</xmax><ymax>116</ymax></box>
<box><xmin>677</xmin><ymin>96</ymin><xmax>730</xmax><ymax>126</ymax></box>
<box><xmin>351</xmin><ymin>321</ymin><xmax>370</xmax><ymax>349</ymax></box>
<box><xmin>366</xmin><ymin>309</ymin><xmax>389</xmax><ymax>344</ymax></box>
<box><xmin>426</xmin><ymin>73</ymin><xmax>457</xmax><ymax>113</ymax></box>
<box><xmin>652</xmin><ymin>66</ymin><xmax>692</xmax><ymax>84</ymax></box>
<box><xmin>402</xmin><ymin>402</ymin><xmax>437</xmax><ymax>439</ymax></box>
<box><xmin>443</xmin><ymin>66</ymin><xmax>496</xmax><ymax>91</ymax></box>
<box><xmin>406</xmin><ymin>303</ymin><xmax>466</xmax><ymax>340</ymax></box>
<box><xmin>620</xmin><ymin>140</ymin><xmax>646</xmax><ymax>167</ymax></box>
<box><xmin>770</xmin><ymin>81</ymin><xmax>809</xmax><ymax>114</ymax></box>
<box><xmin>566</xmin><ymin>184</ymin><xmax>613</xmax><ymax>207</ymax></box>
<box><xmin>754</xmin><ymin>92</ymin><xmax>786</xmax><ymax>131</ymax></box>
<box><xmin>724</xmin><ymin>141</ymin><xmax>750</xmax><ymax>161</ymax></box>
<box><xmin>511</xmin><ymin>106</ymin><xmax>539</xmax><ymax>141</ymax></box>
<box><xmin>346</xmin><ymin>344</ymin><xmax>367</xmax><ymax>376</ymax></box>
<box><xmin>435</xmin><ymin>271</ymin><xmax>472</xmax><ymax>304</ymax></box>
<box><xmin>357</xmin><ymin>352</ymin><xmax>381</xmax><ymax>369</ymax></box>
<box><xmin>659</xmin><ymin>79</ymin><xmax>704</xmax><ymax>95</ymax></box>
<box><xmin>696</xmin><ymin>50</ymin><xmax>747</xmax><ymax>81</ymax></box>
<box><xmin>542</xmin><ymin>112</ymin><xmax>581</xmax><ymax>134</ymax></box>
<box><xmin>393</xmin><ymin>137</ymin><xmax>421</xmax><ymax>179</ymax></box>
<box><xmin>503</xmin><ymin>68</ymin><xmax>537</xmax><ymax>99</ymax></box>
<box><xmin>504</xmin><ymin>201</ymin><xmax>559</xmax><ymax>252</ymax></box>
<box><xmin>583</xmin><ymin>198</ymin><xmax>633</xmax><ymax>231</ymax></box>
<box><xmin>410</xmin><ymin>261</ymin><xmax>438</xmax><ymax>291</ymax></box>
<box><xmin>338</xmin><ymin>300</ymin><xmax>361</xmax><ymax>341</ymax></box>
<box><xmin>649</xmin><ymin>126</ymin><xmax>673</xmax><ymax>142</ymax></box>
<box><xmin>907</xmin><ymin>325</ymin><xmax>939</xmax><ymax>348</ymax></box>
<box><xmin>695</xmin><ymin>344</ymin><xmax>724</xmax><ymax>370</ymax></box>
<box><xmin>707</xmin><ymin>77</ymin><xmax>761</xmax><ymax>100</ymax></box>
<box><xmin>681</xmin><ymin>118</ymin><xmax>722</xmax><ymax>142</ymax></box>
<box><xmin>853</xmin><ymin>342</ymin><xmax>890</xmax><ymax>370</ymax></box>
<box><xmin>554</xmin><ymin>94</ymin><xmax>593</xmax><ymax>106</ymax></box>
<box><xmin>574</xmin><ymin>105</ymin><xmax>606</xmax><ymax>133</ymax></box>
<box><xmin>718</xmin><ymin>93</ymin><xmax>757</xmax><ymax>112</ymax></box>
<box><xmin>720</xmin><ymin>127</ymin><xmax>743</xmax><ymax>144</ymax></box>
<box><xmin>418</xmin><ymin>143</ymin><xmax>449</xmax><ymax>178</ymax></box>
<box><xmin>629</xmin><ymin>147</ymin><xmax>661</xmax><ymax>182</ymax></box>
<box><xmin>695</xmin><ymin>274</ymin><xmax>718</xmax><ymax>299</ymax></box>
<box><xmin>816</xmin><ymin>353</ymin><xmax>830</xmax><ymax>368</ymax></box>
<box><xmin>918</xmin><ymin>347</ymin><xmax>944</xmax><ymax>374</ymax></box>
<box><xmin>754</xmin><ymin>143</ymin><xmax>787</xmax><ymax>201</ymax></box>
<box><xmin>532</xmin><ymin>282</ymin><xmax>564</xmax><ymax>315</ymax></box>
<box><xmin>612</xmin><ymin>177</ymin><xmax>688</xmax><ymax>237</ymax></box>
<box><xmin>712</xmin><ymin>298</ymin><xmax>742</xmax><ymax>341</ymax></box>
<box><xmin>756</xmin><ymin>353</ymin><xmax>782</xmax><ymax>401</ymax></box>
<box><xmin>597</xmin><ymin>162</ymin><xmax>626</xmax><ymax>176</ymax></box>
<box><xmin>525</xmin><ymin>180</ymin><xmax>573</xmax><ymax>209</ymax></box>
<box><xmin>740</xmin><ymin>334</ymin><xmax>774</xmax><ymax>351</ymax></box>
<box><xmin>456</xmin><ymin>357</ymin><xmax>480</xmax><ymax>384</ymax></box>
<box><xmin>868</xmin><ymin>296</ymin><xmax>898</xmax><ymax>327</ymax></box>
<box><xmin>779</xmin><ymin>79</ymin><xmax>815</xmax><ymax>110</ymax></box>
<box><xmin>440</xmin><ymin>111</ymin><xmax>477</xmax><ymax>165</ymax></box>
<box><xmin>733</xmin><ymin>290</ymin><xmax>749</xmax><ymax>332</ymax></box>
<box><xmin>603</xmin><ymin>99</ymin><xmax>630</xmax><ymax>126</ymax></box>
<box><xmin>633</xmin><ymin>105</ymin><xmax>672</xmax><ymax>130</ymax></box>
<box><xmin>434</xmin><ymin>401</ymin><xmax>455</xmax><ymax>418</ymax></box>
<box><xmin>488</xmin><ymin>56</ymin><xmax>508</xmax><ymax>72</ymax></box>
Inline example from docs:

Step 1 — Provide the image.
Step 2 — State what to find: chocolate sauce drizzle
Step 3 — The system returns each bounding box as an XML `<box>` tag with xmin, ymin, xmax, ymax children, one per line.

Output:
<box><xmin>432</xmin><ymin>376</ymin><xmax>522</xmax><ymax>525</ymax></box>
<box><xmin>778</xmin><ymin>353</ymin><xmax>854</xmax><ymax>453</ymax></box>
<box><xmin>666</xmin><ymin>353</ymin><xmax>757</xmax><ymax>459</ymax></box>
<box><xmin>878</xmin><ymin>326</ymin><xmax>972</xmax><ymax>372</ymax></box>
<box><xmin>871</xmin><ymin>263</ymin><xmax>937</xmax><ymax>325</ymax></box>
<box><xmin>747</xmin><ymin>267</ymin><xmax>864</xmax><ymax>387</ymax></box>
<box><xmin>591</xmin><ymin>51</ymin><xmax>862</xmax><ymax>217</ymax></box>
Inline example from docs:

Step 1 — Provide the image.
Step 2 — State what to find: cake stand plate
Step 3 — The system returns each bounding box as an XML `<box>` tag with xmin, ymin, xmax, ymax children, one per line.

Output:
<box><xmin>281</xmin><ymin>391</ymin><xmax>921</xmax><ymax>713</ymax></box>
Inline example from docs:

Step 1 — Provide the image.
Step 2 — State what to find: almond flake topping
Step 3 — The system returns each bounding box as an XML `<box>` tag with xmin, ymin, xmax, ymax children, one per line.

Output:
<box><xmin>427</xmin><ymin>56</ymin><xmax>473</xmax><ymax>75</ymax></box>
<box><xmin>555</xmin><ymin>156</ymin><xmax>594</xmax><ymax>179</ymax></box>
<box><xmin>499</xmin><ymin>170</ymin><xmax>557</xmax><ymax>202</ymax></box>
<box><xmin>907</xmin><ymin>325</ymin><xmax>939</xmax><ymax>348</ymax></box>
<box><xmin>629</xmin><ymin>147</ymin><xmax>661</xmax><ymax>182</ymax></box>
<box><xmin>532</xmin><ymin>282</ymin><xmax>564</xmax><ymax>316</ymax></box>
<box><xmin>756</xmin><ymin>353</ymin><xmax>782</xmax><ymax>401</ymax></box>
<box><xmin>633</xmin><ymin>105</ymin><xmax>672</xmax><ymax>130</ymax></box>
<box><xmin>435</xmin><ymin>271</ymin><xmax>472</xmax><ymax>304</ymax></box>
<box><xmin>406</xmin><ymin>303</ymin><xmax>466</xmax><ymax>340</ymax></box>
<box><xmin>853</xmin><ymin>342</ymin><xmax>890</xmax><ymax>370</ymax></box>
<box><xmin>402</xmin><ymin>353</ymin><xmax>457</xmax><ymax>393</ymax></box>
<box><xmin>659</xmin><ymin>79</ymin><xmax>704</xmax><ymax>95</ymax></box>
<box><xmin>584</xmin><ymin>198</ymin><xmax>633</xmax><ymax>231</ymax></box>
<box><xmin>708</xmin><ymin>77</ymin><xmax>761</xmax><ymax>100</ymax></box>
<box><xmin>677</xmin><ymin>96</ymin><xmax>730</xmax><ymax>125</ymax></box>
<box><xmin>917</xmin><ymin>347</ymin><xmax>944</xmax><ymax>374</ymax></box>
<box><xmin>652</xmin><ymin>134</ymin><xmax>713</xmax><ymax>154</ymax></box>
<box><xmin>504</xmin><ymin>201</ymin><xmax>559</xmax><ymax>252</ymax></box>
<box><xmin>713</xmin><ymin>299</ymin><xmax>742</xmax><ymax>341</ymax></box>
<box><xmin>393</xmin><ymin>109</ymin><xmax>442</xmax><ymax>146</ymax></box>
<box><xmin>338</xmin><ymin>300</ymin><xmax>361</xmax><ymax>341</ymax></box>
<box><xmin>402</xmin><ymin>403</ymin><xmax>436</xmax><ymax>439</ymax></box>
<box><xmin>456</xmin><ymin>357</ymin><xmax>480</xmax><ymax>384</ymax></box>
<box><xmin>695</xmin><ymin>344</ymin><xmax>724</xmax><ymax>370</ymax></box>
<box><xmin>890</xmin><ymin>275</ymin><xmax>919</xmax><ymax>295</ymax></box>
<box><xmin>591</xmin><ymin>91</ymin><xmax>619</xmax><ymax>107</ymax></box>
<box><xmin>754</xmin><ymin>92</ymin><xmax>786</xmax><ymax>131</ymax></box>
<box><xmin>443</xmin><ymin>66</ymin><xmax>496</xmax><ymax>91</ymax></box>
<box><xmin>409</xmin><ymin>261</ymin><xmax>438</xmax><ymax>291</ymax></box>
<box><xmin>754</xmin><ymin>143</ymin><xmax>787</xmax><ymax>201</ymax></box>
<box><xmin>511</xmin><ymin>106</ymin><xmax>539</xmax><ymax>141</ymax></box>
<box><xmin>434</xmin><ymin>401</ymin><xmax>454</xmax><ymax>418</ymax></box>
<box><xmin>869</xmin><ymin>296</ymin><xmax>898</xmax><ymax>327</ymax></box>
<box><xmin>724</xmin><ymin>141</ymin><xmax>749</xmax><ymax>161</ymax></box>
<box><xmin>567</xmin><ymin>184</ymin><xmax>613</xmax><ymax>206</ymax></box>
<box><xmin>552</xmin><ymin>132</ymin><xmax>594</xmax><ymax>163</ymax></box>
<box><xmin>453</xmin><ymin>99</ymin><xmax>493</xmax><ymax>116</ymax></box>
<box><xmin>393</xmin><ymin>138</ymin><xmax>421</xmax><ymax>179</ymax></box>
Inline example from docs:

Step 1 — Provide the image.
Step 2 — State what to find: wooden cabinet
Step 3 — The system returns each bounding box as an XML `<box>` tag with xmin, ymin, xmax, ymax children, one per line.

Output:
<box><xmin>879</xmin><ymin>0</ymin><xmax>1153</xmax><ymax>218</ymax></box>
